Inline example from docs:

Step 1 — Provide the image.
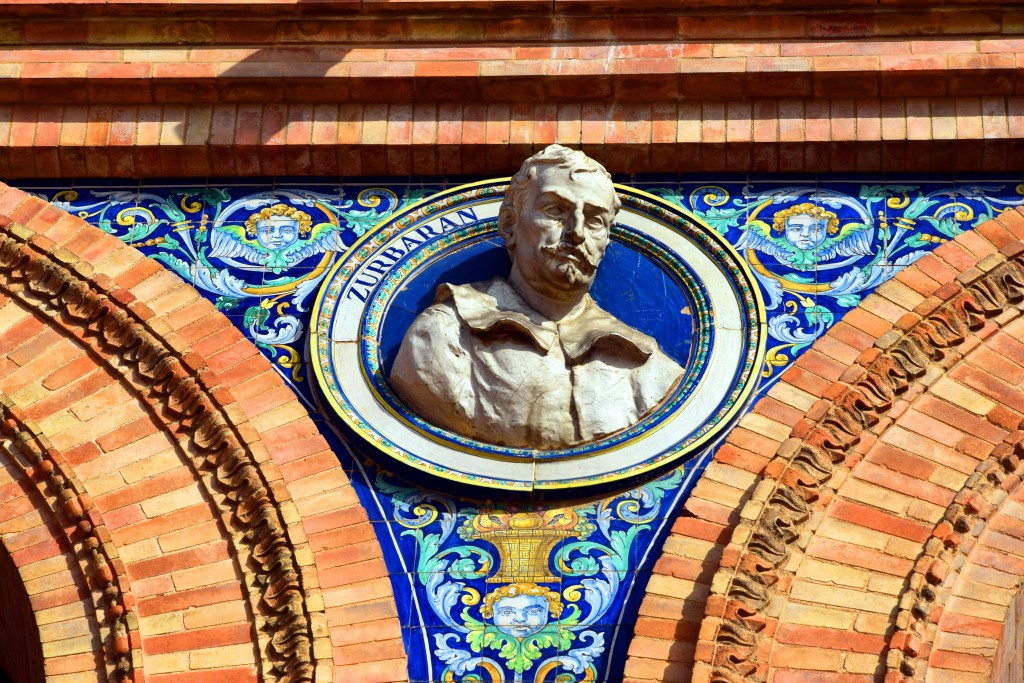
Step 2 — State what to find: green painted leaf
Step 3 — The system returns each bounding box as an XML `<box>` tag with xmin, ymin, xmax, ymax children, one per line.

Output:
<box><xmin>214</xmin><ymin>296</ymin><xmax>241</xmax><ymax>311</ymax></box>
<box><xmin>803</xmin><ymin>305</ymin><xmax>833</xmax><ymax>327</ymax></box>
<box><xmin>243</xmin><ymin>305</ymin><xmax>269</xmax><ymax>330</ymax></box>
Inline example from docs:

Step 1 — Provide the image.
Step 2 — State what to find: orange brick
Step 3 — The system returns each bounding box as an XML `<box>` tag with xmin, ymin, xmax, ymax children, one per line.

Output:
<box><xmin>96</xmin><ymin>416</ymin><xmax>158</xmax><ymax>452</ymax></box>
<box><xmin>830</xmin><ymin>499</ymin><xmax>932</xmax><ymax>542</ymax></box>
<box><xmin>137</xmin><ymin>582</ymin><xmax>243</xmax><ymax>616</ymax></box>
<box><xmin>145</xmin><ymin>622</ymin><xmax>252</xmax><ymax>655</ymax></box>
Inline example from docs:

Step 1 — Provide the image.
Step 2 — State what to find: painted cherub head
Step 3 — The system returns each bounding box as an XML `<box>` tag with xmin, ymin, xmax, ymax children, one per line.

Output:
<box><xmin>245</xmin><ymin>204</ymin><xmax>313</xmax><ymax>252</ymax></box>
<box><xmin>480</xmin><ymin>583</ymin><xmax>564</xmax><ymax>639</ymax></box>
<box><xmin>772</xmin><ymin>202</ymin><xmax>839</xmax><ymax>250</ymax></box>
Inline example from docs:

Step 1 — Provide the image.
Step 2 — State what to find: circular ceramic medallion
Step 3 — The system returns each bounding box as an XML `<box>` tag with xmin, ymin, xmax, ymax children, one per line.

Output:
<box><xmin>310</xmin><ymin>180</ymin><xmax>766</xmax><ymax>492</ymax></box>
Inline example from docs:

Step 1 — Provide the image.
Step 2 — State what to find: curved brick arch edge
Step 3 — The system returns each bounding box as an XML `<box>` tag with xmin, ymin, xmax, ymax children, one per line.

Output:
<box><xmin>0</xmin><ymin>185</ymin><xmax>405</xmax><ymax>681</ymax></box>
<box><xmin>0</xmin><ymin>393</ymin><xmax>141</xmax><ymax>681</ymax></box>
<box><xmin>623</xmin><ymin>207</ymin><xmax>1024</xmax><ymax>683</ymax></box>
<box><xmin>0</xmin><ymin>205</ymin><xmax>320</xmax><ymax>680</ymax></box>
<box><xmin>694</xmin><ymin>219</ymin><xmax>1024</xmax><ymax>683</ymax></box>
<box><xmin>887</xmin><ymin>425</ymin><xmax>1024</xmax><ymax>681</ymax></box>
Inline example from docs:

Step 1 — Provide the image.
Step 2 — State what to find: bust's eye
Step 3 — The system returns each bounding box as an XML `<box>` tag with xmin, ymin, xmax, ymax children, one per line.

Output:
<box><xmin>586</xmin><ymin>216</ymin><xmax>606</xmax><ymax>230</ymax></box>
<box><xmin>542</xmin><ymin>206</ymin><xmax>563</xmax><ymax>219</ymax></box>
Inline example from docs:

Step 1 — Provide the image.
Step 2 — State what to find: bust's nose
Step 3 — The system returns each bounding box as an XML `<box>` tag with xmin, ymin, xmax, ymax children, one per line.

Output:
<box><xmin>563</xmin><ymin>204</ymin><xmax>586</xmax><ymax>245</ymax></box>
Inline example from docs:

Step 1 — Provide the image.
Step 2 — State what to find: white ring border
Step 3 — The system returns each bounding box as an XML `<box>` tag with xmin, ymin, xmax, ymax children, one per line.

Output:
<box><xmin>312</xmin><ymin>185</ymin><xmax>760</xmax><ymax>491</ymax></box>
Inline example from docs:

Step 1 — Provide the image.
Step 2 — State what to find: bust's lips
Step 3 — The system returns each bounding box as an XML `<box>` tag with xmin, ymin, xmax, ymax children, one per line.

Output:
<box><xmin>545</xmin><ymin>246</ymin><xmax>596</xmax><ymax>274</ymax></box>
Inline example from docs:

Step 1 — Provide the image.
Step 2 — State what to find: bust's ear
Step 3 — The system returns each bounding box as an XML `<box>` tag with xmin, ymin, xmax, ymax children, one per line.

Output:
<box><xmin>497</xmin><ymin>212</ymin><xmax>516</xmax><ymax>251</ymax></box>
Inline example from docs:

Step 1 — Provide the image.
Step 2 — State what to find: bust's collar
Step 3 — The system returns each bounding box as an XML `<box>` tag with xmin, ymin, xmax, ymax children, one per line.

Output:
<box><xmin>436</xmin><ymin>277</ymin><xmax>656</xmax><ymax>363</ymax></box>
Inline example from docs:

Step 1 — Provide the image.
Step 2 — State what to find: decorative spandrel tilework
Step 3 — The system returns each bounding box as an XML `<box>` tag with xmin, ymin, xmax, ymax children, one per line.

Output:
<box><xmin>16</xmin><ymin>173</ymin><xmax>1024</xmax><ymax>683</ymax></box>
<box><xmin>641</xmin><ymin>177</ymin><xmax>1024</xmax><ymax>387</ymax></box>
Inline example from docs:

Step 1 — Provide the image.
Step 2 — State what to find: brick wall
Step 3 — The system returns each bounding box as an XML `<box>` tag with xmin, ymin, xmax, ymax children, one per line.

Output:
<box><xmin>1</xmin><ymin>0</ymin><xmax>1024</xmax><ymax>176</ymax></box>
<box><xmin>0</xmin><ymin>184</ymin><xmax>405</xmax><ymax>682</ymax></box>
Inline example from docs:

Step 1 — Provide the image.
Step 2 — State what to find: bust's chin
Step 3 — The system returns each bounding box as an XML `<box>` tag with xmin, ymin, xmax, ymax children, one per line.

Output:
<box><xmin>555</xmin><ymin>261</ymin><xmax>592</xmax><ymax>287</ymax></box>
<box><xmin>523</xmin><ymin>271</ymin><xmax>593</xmax><ymax>304</ymax></box>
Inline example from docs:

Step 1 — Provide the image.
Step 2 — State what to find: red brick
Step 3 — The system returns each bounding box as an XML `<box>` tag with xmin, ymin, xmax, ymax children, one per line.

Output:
<box><xmin>128</xmin><ymin>542</ymin><xmax>232</xmax><ymax>581</ymax></box>
<box><xmin>137</xmin><ymin>582</ymin><xmax>244</xmax><ymax>616</ymax></box>
<box><xmin>830</xmin><ymin>499</ymin><xmax>931</xmax><ymax>542</ymax></box>
<box><xmin>0</xmin><ymin>315</ymin><xmax>47</xmax><ymax>358</ymax></box>
<box><xmin>115</xmin><ymin>503</ymin><xmax>216</xmax><ymax>545</ymax></box>
<box><xmin>865</xmin><ymin>442</ymin><xmax>936</xmax><ymax>480</ymax></box>
<box><xmin>806</xmin><ymin>537</ymin><xmax>912</xmax><ymax>576</ymax></box>
<box><xmin>145</xmin><ymin>623</ymin><xmax>252</xmax><ymax>655</ymax></box>
<box><xmin>776</xmin><ymin>624</ymin><xmax>886</xmax><ymax>653</ymax></box>
<box><xmin>95</xmin><ymin>416</ymin><xmax>159</xmax><ymax>452</ymax></box>
<box><xmin>950</xmin><ymin>364</ymin><xmax>1024</xmax><ymax>414</ymax></box>
<box><xmin>29</xmin><ymin>584</ymin><xmax>87</xmax><ymax>612</ymax></box>
<box><xmin>939</xmin><ymin>612</ymin><xmax>1003</xmax><ymax>639</ymax></box>
<box><xmin>318</xmin><ymin>540</ymin><xmax>385</xmax><ymax>570</ymax></box>
<box><xmin>310</xmin><ymin>520</ymin><xmax>377</xmax><ymax>553</ymax></box>
<box><xmin>12</xmin><ymin>537</ymin><xmax>65</xmax><ymax>568</ymax></box>
<box><xmin>857</xmin><ymin>461</ymin><xmax>956</xmax><ymax>507</ymax></box>
<box><xmin>929</xmin><ymin>649</ymin><xmax>993</xmax><ymax>673</ymax></box>
<box><xmin>147</xmin><ymin>667</ymin><xmax>256</xmax><ymax>683</ymax></box>
<box><xmin>93</xmin><ymin>469</ymin><xmax>196</xmax><ymax>512</ymax></box>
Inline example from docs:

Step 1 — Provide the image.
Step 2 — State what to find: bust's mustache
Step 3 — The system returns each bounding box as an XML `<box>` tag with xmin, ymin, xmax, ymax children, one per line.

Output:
<box><xmin>540</xmin><ymin>243</ymin><xmax>598</xmax><ymax>275</ymax></box>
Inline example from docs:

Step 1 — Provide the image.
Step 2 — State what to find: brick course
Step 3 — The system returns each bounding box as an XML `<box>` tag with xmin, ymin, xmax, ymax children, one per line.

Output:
<box><xmin>2</xmin><ymin>3</ymin><xmax>1024</xmax><ymax>175</ymax></box>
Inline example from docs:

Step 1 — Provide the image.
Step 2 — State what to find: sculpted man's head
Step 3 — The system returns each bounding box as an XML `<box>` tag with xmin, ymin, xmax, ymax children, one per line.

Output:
<box><xmin>498</xmin><ymin>145</ymin><xmax>621</xmax><ymax>305</ymax></box>
<box><xmin>389</xmin><ymin>145</ymin><xmax>685</xmax><ymax>450</ymax></box>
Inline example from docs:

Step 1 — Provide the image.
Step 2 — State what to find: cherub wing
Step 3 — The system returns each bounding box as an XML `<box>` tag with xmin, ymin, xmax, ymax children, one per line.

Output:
<box><xmin>286</xmin><ymin>223</ymin><xmax>348</xmax><ymax>263</ymax></box>
<box><xmin>208</xmin><ymin>225</ymin><xmax>266</xmax><ymax>265</ymax></box>
<box><xmin>817</xmin><ymin>222</ymin><xmax>874</xmax><ymax>260</ymax></box>
<box><xmin>735</xmin><ymin>220</ymin><xmax>795</xmax><ymax>260</ymax></box>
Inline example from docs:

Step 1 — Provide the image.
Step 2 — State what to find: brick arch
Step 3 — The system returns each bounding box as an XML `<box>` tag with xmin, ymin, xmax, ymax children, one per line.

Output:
<box><xmin>0</xmin><ymin>184</ymin><xmax>405</xmax><ymax>682</ymax></box>
<box><xmin>623</xmin><ymin>207</ymin><xmax>1024</xmax><ymax>683</ymax></box>
<box><xmin>885</xmin><ymin>426</ymin><xmax>1024</xmax><ymax>682</ymax></box>
<box><xmin>0</xmin><ymin>394</ymin><xmax>135</xmax><ymax>682</ymax></box>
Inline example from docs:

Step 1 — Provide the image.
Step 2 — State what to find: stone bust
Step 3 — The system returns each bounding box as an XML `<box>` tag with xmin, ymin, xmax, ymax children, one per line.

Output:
<box><xmin>389</xmin><ymin>145</ymin><xmax>684</xmax><ymax>449</ymax></box>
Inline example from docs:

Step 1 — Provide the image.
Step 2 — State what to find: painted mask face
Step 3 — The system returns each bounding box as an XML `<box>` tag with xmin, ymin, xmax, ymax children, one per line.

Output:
<box><xmin>511</xmin><ymin>167</ymin><xmax>615</xmax><ymax>298</ymax></box>
<box><xmin>255</xmin><ymin>216</ymin><xmax>300</xmax><ymax>251</ymax></box>
<box><xmin>491</xmin><ymin>594</ymin><xmax>550</xmax><ymax>639</ymax></box>
<box><xmin>784</xmin><ymin>214</ymin><xmax>829</xmax><ymax>250</ymax></box>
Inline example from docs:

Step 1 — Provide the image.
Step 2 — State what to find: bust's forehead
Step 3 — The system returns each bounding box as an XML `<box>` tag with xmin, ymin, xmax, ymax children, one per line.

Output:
<box><xmin>532</xmin><ymin>166</ymin><xmax>616</xmax><ymax>211</ymax></box>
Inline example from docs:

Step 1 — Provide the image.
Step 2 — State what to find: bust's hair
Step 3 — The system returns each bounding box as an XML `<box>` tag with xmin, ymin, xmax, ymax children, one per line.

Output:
<box><xmin>771</xmin><ymin>202</ymin><xmax>839</xmax><ymax>236</ymax></box>
<box><xmin>245</xmin><ymin>203</ymin><xmax>313</xmax><ymax>238</ymax></box>
<box><xmin>497</xmin><ymin>144</ymin><xmax>620</xmax><ymax>253</ymax></box>
<box><xmin>479</xmin><ymin>582</ymin><xmax>564</xmax><ymax>619</ymax></box>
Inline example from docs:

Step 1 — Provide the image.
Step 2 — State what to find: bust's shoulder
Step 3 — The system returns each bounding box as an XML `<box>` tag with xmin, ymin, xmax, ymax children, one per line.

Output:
<box><xmin>405</xmin><ymin>297</ymin><xmax>461</xmax><ymax>338</ymax></box>
<box><xmin>433</xmin><ymin>277</ymin><xmax>510</xmax><ymax>306</ymax></box>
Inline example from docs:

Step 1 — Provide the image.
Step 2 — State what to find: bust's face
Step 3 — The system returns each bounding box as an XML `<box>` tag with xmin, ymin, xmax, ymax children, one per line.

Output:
<box><xmin>256</xmin><ymin>216</ymin><xmax>300</xmax><ymax>251</ymax></box>
<box><xmin>491</xmin><ymin>594</ymin><xmax>550</xmax><ymax>638</ymax></box>
<box><xmin>784</xmin><ymin>214</ymin><xmax>828</xmax><ymax>250</ymax></box>
<box><xmin>511</xmin><ymin>167</ymin><xmax>616</xmax><ymax>297</ymax></box>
